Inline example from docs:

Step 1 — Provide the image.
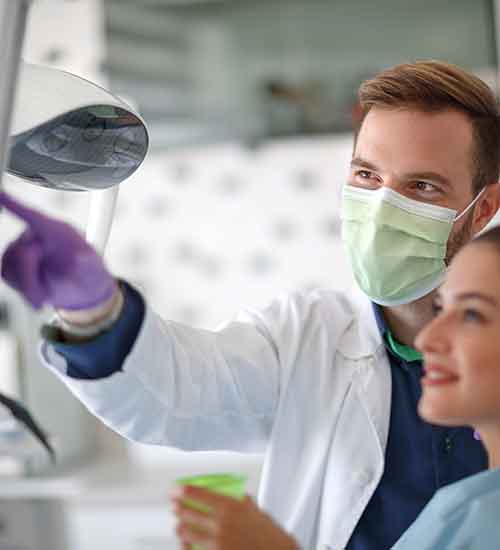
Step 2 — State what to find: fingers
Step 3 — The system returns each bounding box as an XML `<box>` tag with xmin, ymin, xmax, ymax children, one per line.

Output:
<box><xmin>1</xmin><ymin>229</ymin><xmax>46</xmax><ymax>309</ymax></box>
<box><xmin>176</xmin><ymin>521</ymin><xmax>216</xmax><ymax>550</ymax></box>
<box><xmin>0</xmin><ymin>191</ymin><xmax>67</xmax><ymax>249</ymax></box>
<box><xmin>173</xmin><ymin>501</ymin><xmax>218</xmax><ymax>535</ymax></box>
<box><xmin>171</xmin><ymin>486</ymin><xmax>246</xmax><ymax>550</ymax></box>
<box><xmin>172</xmin><ymin>485</ymin><xmax>239</xmax><ymax>514</ymax></box>
<box><xmin>0</xmin><ymin>191</ymin><xmax>50</xmax><ymax>229</ymax></box>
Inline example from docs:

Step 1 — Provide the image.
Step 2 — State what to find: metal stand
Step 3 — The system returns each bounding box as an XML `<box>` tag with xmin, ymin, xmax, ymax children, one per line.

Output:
<box><xmin>0</xmin><ymin>0</ymin><xmax>32</xmax><ymax>184</ymax></box>
<box><xmin>86</xmin><ymin>186</ymin><xmax>120</xmax><ymax>255</ymax></box>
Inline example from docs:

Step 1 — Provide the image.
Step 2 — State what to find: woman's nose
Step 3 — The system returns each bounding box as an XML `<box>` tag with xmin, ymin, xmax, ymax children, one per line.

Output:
<box><xmin>415</xmin><ymin>314</ymin><xmax>451</xmax><ymax>354</ymax></box>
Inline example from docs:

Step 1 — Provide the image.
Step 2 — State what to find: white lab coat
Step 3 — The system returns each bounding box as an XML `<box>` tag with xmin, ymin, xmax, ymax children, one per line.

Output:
<box><xmin>40</xmin><ymin>286</ymin><xmax>392</xmax><ymax>550</ymax></box>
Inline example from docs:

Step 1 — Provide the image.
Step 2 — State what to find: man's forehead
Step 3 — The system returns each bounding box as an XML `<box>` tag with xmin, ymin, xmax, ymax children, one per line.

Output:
<box><xmin>359</xmin><ymin>107</ymin><xmax>471</xmax><ymax>140</ymax></box>
<box><xmin>353</xmin><ymin>107</ymin><xmax>475</xmax><ymax>182</ymax></box>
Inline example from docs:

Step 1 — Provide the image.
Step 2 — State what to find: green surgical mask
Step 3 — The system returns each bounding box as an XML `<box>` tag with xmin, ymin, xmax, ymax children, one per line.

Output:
<box><xmin>340</xmin><ymin>184</ymin><xmax>484</xmax><ymax>306</ymax></box>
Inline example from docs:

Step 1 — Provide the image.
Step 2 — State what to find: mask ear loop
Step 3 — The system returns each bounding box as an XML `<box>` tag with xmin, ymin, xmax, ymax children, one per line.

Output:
<box><xmin>453</xmin><ymin>187</ymin><xmax>486</xmax><ymax>223</ymax></box>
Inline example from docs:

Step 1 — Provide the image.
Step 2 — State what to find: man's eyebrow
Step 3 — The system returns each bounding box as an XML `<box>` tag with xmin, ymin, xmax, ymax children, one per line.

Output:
<box><xmin>350</xmin><ymin>157</ymin><xmax>379</xmax><ymax>171</ymax></box>
<box><xmin>404</xmin><ymin>171</ymin><xmax>451</xmax><ymax>188</ymax></box>
<box><xmin>455</xmin><ymin>292</ymin><xmax>498</xmax><ymax>306</ymax></box>
<box><xmin>350</xmin><ymin>157</ymin><xmax>451</xmax><ymax>188</ymax></box>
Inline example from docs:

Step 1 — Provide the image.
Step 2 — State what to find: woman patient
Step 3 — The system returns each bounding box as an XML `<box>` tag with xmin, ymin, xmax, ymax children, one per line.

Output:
<box><xmin>171</xmin><ymin>226</ymin><xmax>500</xmax><ymax>550</ymax></box>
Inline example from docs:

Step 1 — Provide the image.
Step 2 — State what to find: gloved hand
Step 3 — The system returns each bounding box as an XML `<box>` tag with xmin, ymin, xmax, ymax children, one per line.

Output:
<box><xmin>0</xmin><ymin>191</ymin><xmax>116</xmax><ymax>311</ymax></box>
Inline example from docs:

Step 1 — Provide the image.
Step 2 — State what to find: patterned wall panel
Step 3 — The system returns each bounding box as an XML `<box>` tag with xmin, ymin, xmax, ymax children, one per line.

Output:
<box><xmin>105</xmin><ymin>136</ymin><xmax>354</xmax><ymax>327</ymax></box>
<box><xmin>2</xmin><ymin>135</ymin><xmax>354</xmax><ymax>329</ymax></box>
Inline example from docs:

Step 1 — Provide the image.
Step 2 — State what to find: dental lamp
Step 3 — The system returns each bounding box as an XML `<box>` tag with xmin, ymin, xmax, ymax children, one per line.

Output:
<box><xmin>0</xmin><ymin>0</ymin><xmax>149</xmax><ymax>253</ymax></box>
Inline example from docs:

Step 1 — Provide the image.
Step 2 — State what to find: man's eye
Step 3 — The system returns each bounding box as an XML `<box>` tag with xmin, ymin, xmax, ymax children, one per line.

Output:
<box><xmin>414</xmin><ymin>181</ymin><xmax>437</xmax><ymax>192</ymax></box>
<box><xmin>356</xmin><ymin>170</ymin><xmax>373</xmax><ymax>179</ymax></box>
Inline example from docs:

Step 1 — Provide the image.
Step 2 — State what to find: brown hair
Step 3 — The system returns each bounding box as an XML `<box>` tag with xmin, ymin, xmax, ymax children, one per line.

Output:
<box><xmin>472</xmin><ymin>224</ymin><xmax>500</xmax><ymax>253</ymax></box>
<box><xmin>358</xmin><ymin>60</ymin><xmax>500</xmax><ymax>195</ymax></box>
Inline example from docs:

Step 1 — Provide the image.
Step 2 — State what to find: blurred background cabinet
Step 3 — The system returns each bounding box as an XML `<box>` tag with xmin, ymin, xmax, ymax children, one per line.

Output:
<box><xmin>0</xmin><ymin>500</ymin><xmax>68</xmax><ymax>550</ymax></box>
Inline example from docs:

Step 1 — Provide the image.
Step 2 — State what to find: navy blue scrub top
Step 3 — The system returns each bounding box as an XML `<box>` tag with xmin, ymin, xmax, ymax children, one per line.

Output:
<box><xmin>345</xmin><ymin>304</ymin><xmax>487</xmax><ymax>550</ymax></box>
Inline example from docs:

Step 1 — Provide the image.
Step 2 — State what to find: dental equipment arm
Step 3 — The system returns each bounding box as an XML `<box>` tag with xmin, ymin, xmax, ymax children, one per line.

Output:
<box><xmin>0</xmin><ymin>0</ymin><xmax>31</xmax><ymax>183</ymax></box>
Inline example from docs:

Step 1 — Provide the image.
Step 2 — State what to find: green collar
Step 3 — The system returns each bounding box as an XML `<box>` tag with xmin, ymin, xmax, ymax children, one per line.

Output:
<box><xmin>385</xmin><ymin>330</ymin><xmax>422</xmax><ymax>362</ymax></box>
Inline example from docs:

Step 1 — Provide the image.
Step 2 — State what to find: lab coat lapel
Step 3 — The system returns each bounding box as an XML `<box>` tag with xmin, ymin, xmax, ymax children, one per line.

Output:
<box><xmin>317</xmin><ymin>289</ymin><xmax>391</xmax><ymax>550</ymax></box>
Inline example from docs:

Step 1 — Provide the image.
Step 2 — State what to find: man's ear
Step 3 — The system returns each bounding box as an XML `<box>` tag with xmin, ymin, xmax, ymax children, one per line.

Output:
<box><xmin>473</xmin><ymin>182</ymin><xmax>500</xmax><ymax>234</ymax></box>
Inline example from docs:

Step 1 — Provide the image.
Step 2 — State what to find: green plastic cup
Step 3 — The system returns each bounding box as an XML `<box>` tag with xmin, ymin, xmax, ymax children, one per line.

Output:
<box><xmin>176</xmin><ymin>473</ymin><xmax>247</xmax><ymax>549</ymax></box>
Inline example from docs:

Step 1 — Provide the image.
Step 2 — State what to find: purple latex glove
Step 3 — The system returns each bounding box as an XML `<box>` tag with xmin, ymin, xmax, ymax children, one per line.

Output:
<box><xmin>0</xmin><ymin>191</ymin><xmax>116</xmax><ymax>311</ymax></box>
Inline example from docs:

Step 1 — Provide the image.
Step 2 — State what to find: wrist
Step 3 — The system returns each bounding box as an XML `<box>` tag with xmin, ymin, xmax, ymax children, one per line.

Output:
<box><xmin>56</xmin><ymin>282</ymin><xmax>121</xmax><ymax>326</ymax></box>
<box><xmin>54</xmin><ymin>284</ymin><xmax>124</xmax><ymax>340</ymax></box>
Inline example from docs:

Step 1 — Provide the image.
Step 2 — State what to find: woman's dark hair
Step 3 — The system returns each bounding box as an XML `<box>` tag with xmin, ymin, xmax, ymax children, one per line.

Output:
<box><xmin>471</xmin><ymin>225</ymin><xmax>500</xmax><ymax>250</ymax></box>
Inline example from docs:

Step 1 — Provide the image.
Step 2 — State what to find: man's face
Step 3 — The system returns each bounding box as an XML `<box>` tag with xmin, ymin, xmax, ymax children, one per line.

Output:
<box><xmin>349</xmin><ymin>107</ymin><xmax>477</xmax><ymax>261</ymax></box>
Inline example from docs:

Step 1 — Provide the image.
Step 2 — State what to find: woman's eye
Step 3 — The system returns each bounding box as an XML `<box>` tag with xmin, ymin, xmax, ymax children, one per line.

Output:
<box><xmin>431</xmin><ymin>302</ymin><xmax>442</xmax><ymax>316</ymax></box>
<box><xmin>463</xmin><ymin>309</ymin><xmax>484</xmax><ymax>323</ymax></box>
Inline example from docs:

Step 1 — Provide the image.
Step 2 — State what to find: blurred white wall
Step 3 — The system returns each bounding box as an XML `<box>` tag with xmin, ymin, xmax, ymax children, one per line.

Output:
<box><xmin>22</xmin><ymin>0</ymin><xmax>106</xmax><ymax>80</ymax></box>
<box><xmin>106</xmin><ymin>136</ymin><xmax>353</xmax><ymax>329</ymax></box>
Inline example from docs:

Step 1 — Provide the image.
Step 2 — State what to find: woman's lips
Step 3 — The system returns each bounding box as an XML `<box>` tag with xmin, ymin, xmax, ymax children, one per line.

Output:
<box><xmin>421</xmin><ymin>364</ymin><xmax>459</xmax><ymax>387</ymax></box>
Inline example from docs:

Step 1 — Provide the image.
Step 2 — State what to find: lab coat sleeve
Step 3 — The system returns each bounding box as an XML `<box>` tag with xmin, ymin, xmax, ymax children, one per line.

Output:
<box><xmin>39</xmin><ymin>286</ymin><xmax>293</xmax><ymax>453</ymax></box>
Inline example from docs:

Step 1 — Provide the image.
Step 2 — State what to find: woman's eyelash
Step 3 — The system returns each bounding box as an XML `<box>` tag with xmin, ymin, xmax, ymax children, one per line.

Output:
<box><xmin>463</xmin><ymin>309</ymin><xmax>484</xmax><ymax>322</ymax></box>
<box><xmin>431</xmin><ymin>302</ymin><xmax>442</xmax><ymax>314</ymax></box>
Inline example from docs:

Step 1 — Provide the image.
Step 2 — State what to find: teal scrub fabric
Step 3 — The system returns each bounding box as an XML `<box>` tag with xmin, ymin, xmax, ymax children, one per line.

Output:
<box><xmin>392</xmin><ymin>467</ymin><xmax>500</xmax><ymax>550</ymax></box>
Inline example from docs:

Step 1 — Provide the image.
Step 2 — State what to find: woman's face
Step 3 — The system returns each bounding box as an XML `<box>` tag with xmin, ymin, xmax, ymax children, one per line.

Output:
<box><xmin>415</xmin><ymin>242</ymin><xmax>500</xmax><ymax>428</ymax></box>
